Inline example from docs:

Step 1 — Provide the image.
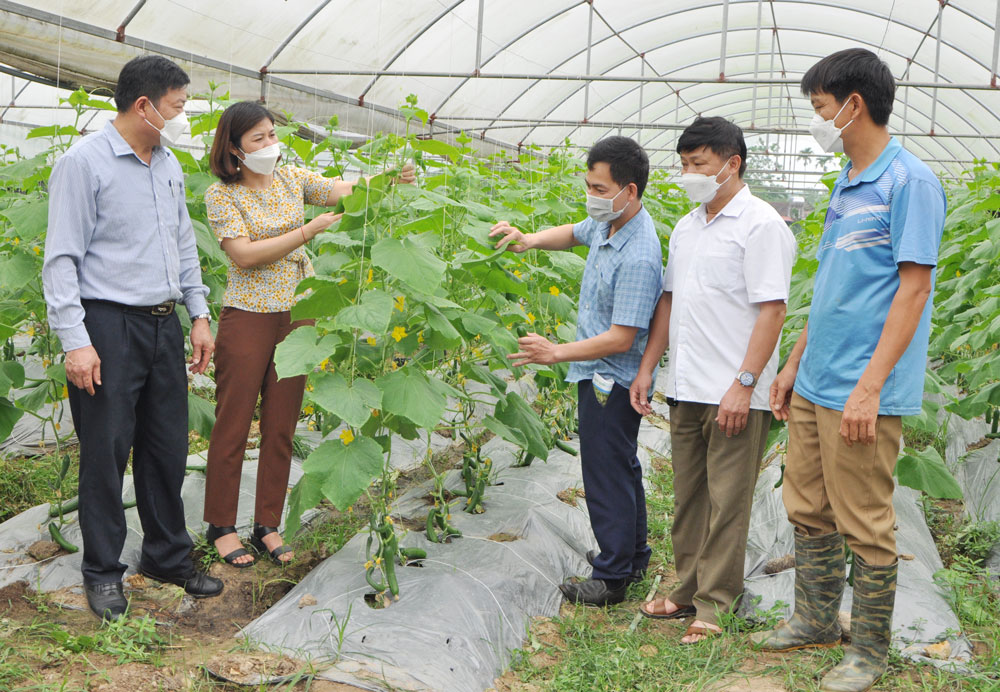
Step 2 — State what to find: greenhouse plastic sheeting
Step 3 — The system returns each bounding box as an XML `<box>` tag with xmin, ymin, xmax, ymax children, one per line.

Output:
<box><xmin>742</xmin><ymin>462</ymin><xmax>972</xmax><ymax>669</ymax></box>
<box><xmin>953</xmin><ymin>439</ymin><xmax>1000</xmax><ymax>575</ymax></box>
<box><xmin>241</xmin><ymin>435</ymin><xmax>641</xmax><ymax>692</ymax></box>
<box><xmin>0</xmin><ymin>451</ymin><xmax>308</xmax><ymax>592</ymax></box>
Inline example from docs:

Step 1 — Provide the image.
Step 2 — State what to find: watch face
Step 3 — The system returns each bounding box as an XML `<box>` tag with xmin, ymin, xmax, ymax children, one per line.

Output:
<box><xmin>739</xmin><ymin>371</ymin><xmax>754</xmax><ymax>386</ymax></box>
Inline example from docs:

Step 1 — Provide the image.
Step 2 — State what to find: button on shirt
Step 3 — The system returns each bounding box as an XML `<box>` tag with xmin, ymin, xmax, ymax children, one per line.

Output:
<box><xmin>664</xmin><ymin>185</ymin><xmax>796</xmax><ymax>411</ymax></box>
<box><xmin>42</xmin><ymin>122</ymin><xmax>209</xmax><ymax>351</ymax></box>
<box><xmin>566</xmin><ymin>207</ymin><xmax>662</xmax><ymax>390</ymax></box>
<box><xmin>794</xmin><ymin>138</ymin><xmax>945</xmax><ymax>416</ymax></box>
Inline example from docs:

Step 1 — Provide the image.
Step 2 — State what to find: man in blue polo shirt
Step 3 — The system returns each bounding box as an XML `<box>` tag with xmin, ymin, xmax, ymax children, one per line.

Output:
<box><xmin>489</xmin><ymin>136</ymin><xmax>661</xmax><ymax>606</ymax></box>
<box><xmin>754</xmin><ymin>49</ymin><xmax>945</xmax><ymax>692</ymax></box>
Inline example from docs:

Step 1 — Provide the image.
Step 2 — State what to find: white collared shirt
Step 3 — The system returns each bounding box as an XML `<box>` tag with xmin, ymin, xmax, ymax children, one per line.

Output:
<box><xmin>663</xmin><ymin>185</ymin><xmax>797</xmax><ymax>410</ymax></box>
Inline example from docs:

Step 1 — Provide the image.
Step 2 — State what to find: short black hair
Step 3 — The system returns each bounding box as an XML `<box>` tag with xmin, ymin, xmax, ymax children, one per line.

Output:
<box><xmin>676</xmin><ymin>117</ymin><xmax>747</xmax><ymax>177</ymax></box>
<box><xmin>800</xmin><ymin>48</ymin><xmax>895</xmax><ymax>126</ymax></box>
<box><xmin>114</xmin><ymin>55</ymin><xmax>190</xmax><ymax>113</ymax></box>
<box><xmin>586</xmin><ymin>136</ymin><xmax>649</xmax><ymax>198</ymax></box>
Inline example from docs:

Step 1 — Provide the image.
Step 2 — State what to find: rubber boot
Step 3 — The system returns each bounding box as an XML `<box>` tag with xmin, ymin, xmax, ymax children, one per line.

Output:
<box><xmin>752</xmin><ymin>530</ymin><xmax>845</xmax><ymax>651</ymax></box>
<box><xmin>820</xmin><ymin>556</ymin><xmax>897</xmax><ymax>692</ymax></box>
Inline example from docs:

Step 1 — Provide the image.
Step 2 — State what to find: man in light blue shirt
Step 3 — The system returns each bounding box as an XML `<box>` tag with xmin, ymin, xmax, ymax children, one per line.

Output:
<box><xmin>42</xmin><ymin>55</ymin><xmax>222</xmax><ymax>621</ymax></box>
<box><xmin>490</xmin><ymin>136</ymin><xmax>661</xmax><ymax>606</ymax></box>
<box><xmin>756</xmin><ymin>49</ymin><xmax>945</xmax><ymax>692</ymax></box>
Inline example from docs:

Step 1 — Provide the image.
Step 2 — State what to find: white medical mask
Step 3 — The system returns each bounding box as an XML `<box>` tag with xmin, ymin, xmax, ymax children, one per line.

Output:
<box><xmin>678</xmin><ymin>158</ymin><xmax>733</xmax><ymax>204</ymax></box>
<box><xmin>809</xmin><ymin>98</ymin><xmax>854</xmax><ymax>154</ymax></box>
<box><xmin>586</xmin><ymin>186</ymin><xmax>628</xmax><ymax>223</ymax></box>
<box><xmin>239</xmin><ymin>143</ymin><xmax>281</xmax><ymax>175</ymax></box>
<box><xmin>144</xmin><ymin>102</ymin><xmax>188</xmax><ymax>147</ymax></box>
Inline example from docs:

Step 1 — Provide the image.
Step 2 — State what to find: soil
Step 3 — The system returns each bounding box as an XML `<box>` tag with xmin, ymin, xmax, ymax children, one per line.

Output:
<box><xmin>556</xmin><ymin>486</ymin><xmax>585</xmax><ymax>507</ymax></box>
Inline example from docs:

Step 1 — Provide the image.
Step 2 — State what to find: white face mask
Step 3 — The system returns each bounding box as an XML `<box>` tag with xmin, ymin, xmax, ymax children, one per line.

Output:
<box><xmin>678</xmin><ymin>158</ymin><xmax>734</xmax><ymax>204</ymax></box>
<box><xmin>239</xmin><ymin>143</ymin><xmax>281</xmax><ymax>175</ymax></box>
<box><xmin>809</xmin><ymin>98</ymin><xmax>854</xmax><ymax>154</ymax></box>
<box><xmin>586</xmin><ymin>185</ymin><xmax>628</xmax><ymax>223</ymax></box>
<box><xmin>144</xmin><ymin>102</ymin><xmax>188</xmax><ymax>147</ymax></box>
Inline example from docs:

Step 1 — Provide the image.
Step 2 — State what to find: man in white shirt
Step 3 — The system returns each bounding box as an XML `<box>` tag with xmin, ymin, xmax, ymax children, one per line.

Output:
<box><xmin>629</xmin><ymin>117</ymin><xmax>796</xmax><ymax>643</ymax></box>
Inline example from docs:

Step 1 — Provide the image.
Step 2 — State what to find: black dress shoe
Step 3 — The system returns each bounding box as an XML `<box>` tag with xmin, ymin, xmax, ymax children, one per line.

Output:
<box><xmin>559</xmin><ymin>577</ymin><xmax>627</xmax><ymax>606</ymax></box>
<box><xmin>585</xmin><ymin>549</ymin><xmax>646</xmax><ymax>584</ymax></box>
<box><xmin>138</xmin><ymin>565</ymin><xmax>223</xmax><ymax>598</ymax></box>
<box><xmin>85</xmin><ymin>582</ymin><xmax>128</xmax><ymax>621</ymax></box>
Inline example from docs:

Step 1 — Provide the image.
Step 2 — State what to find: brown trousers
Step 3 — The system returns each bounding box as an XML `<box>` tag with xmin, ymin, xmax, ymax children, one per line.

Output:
<box><xmin>669</xmin><ymin>401</ymin><xmax>771</xmax><ymax>625</ymax></box>
<box><xmin>783</xmin><ymin>392</ymin><xmax>902</xmax><ymax>566</ymax></box>
<box><xmin>204</xmin><ymin>308</ymin><xmax>309</xmax><ymax>528</ymax></box>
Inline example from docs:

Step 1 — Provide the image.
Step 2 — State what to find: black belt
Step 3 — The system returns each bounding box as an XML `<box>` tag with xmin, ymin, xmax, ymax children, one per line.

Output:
<box><xmin>82</xmin><ymin>299</ymin><xmax>176</xmax><ymax>316</ymax></box>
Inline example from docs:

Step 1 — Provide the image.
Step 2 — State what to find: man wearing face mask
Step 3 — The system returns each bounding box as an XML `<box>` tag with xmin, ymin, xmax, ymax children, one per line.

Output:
<box><xmin>627</xmin><ymin>117</ymin><xmax>795</xmax><ymax>643</ymax></box>
<box><xmin>489</xmin><ymin>136</ymin><xmax>662</xmax><ymax>606</ymax></box>
<box><xmin>42</xmin><ymin>55</ymin><xmax>221</xmax><ymax>621</ymax></box>
<box><xmin>753</xmin><ymin>49</ymin><xmax>945</xmax><ymax>692</ymax></box>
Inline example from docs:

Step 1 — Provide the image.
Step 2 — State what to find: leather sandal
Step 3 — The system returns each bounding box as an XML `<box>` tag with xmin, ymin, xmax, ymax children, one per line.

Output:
<box><xmin>640</xmin><ymin>598</ymin><xmax>697</xmax><ymax>620</ymax></box>
<box><xmin>681</xmin><ymin>622</ymin><xmax>722</xmax><ymax>644</ymax></box>
<box><xmin>205</xmin><ymin>523</ymin><xmax>255</xmax><ymax>568</ymax></box>
<box><xmin>249</xmin><ymin>523</ymin><xmax>294</xmax><ymax>565</ymax></box>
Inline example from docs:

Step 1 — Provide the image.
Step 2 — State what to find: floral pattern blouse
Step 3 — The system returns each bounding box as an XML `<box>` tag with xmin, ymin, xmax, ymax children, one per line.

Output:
<box><xmin>204</xmin><ymin>166</ymin><xmax>336</xmax><ymax>312</ymax></box>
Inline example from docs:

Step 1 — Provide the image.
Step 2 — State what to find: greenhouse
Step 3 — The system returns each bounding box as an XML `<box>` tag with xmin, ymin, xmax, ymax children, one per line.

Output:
<box><xmin>0</xmin><ymin>0</ymin><xmax>999</xmax><ymax>690</ymax></box>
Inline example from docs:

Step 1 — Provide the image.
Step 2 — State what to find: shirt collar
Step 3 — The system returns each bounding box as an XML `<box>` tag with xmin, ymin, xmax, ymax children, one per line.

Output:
<box><xmin>695</xmin><ymin>183</ymin><xmax>751</xmax><ymax>222</ymax></box>
<box><xmin>103</xmin><ymin>121</ymin><xmax>167</xmax><ymax>164</ymax></box>
<box><xmin>837</xmin><ymin>137</ymin><xmax>901</xmax><ymax>188</ymax></box>
<box><xmin>599</xmin><ymin>205</ymin><xmax>647</xmax><ymax>251</ymax></box>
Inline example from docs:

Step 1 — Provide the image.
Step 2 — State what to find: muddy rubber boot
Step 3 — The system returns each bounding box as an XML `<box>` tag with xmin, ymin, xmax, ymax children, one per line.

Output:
<box><xmin>820</xmin><ymin>556</ymin><xmax>897</xmax><ymax>692</ymax></box>
<box><xmin>752</xmin><ymin>531</ymin><xmax>845</xmax><ymax>651</ymax></box>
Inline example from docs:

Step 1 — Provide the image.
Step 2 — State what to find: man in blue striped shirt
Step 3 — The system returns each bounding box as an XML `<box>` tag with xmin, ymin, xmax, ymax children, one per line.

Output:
<box><xmin>42</xmin><ymin>55</ymin><xmax>222</xmax><ymax>620</ymax></box>
<box><xmin>490</xmin><ymin>136</ymin><xmax>662</xmax><ymax>606</ymax></box>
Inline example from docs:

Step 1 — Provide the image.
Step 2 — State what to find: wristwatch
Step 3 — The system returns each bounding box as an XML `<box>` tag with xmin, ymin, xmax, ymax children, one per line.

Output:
<box><xmin>737</xmin><ymin>370</ymin><xmax>757</xmax><ymax>388</ymax></box>
<box><xmin>193</xmin><ymin>312</ymin><xmax>211</xmax><ymax>323</ymax></box>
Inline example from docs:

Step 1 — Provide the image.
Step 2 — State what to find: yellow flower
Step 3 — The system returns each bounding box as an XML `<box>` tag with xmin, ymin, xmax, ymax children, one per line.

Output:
<box><xmin>303</xmin><ymin>405</ymin><xmax>315</xmax><ymax>415</ymax></box>
<box><xmin>348</xmin><ymin>506</ymin><xmax>353</xmax><ymax>513</ymax></box>
<box><xmin>394</xmin><ymin>295</ymin><xmax>405</xmax><ymax>312</ymax></box>
<box><xmin>392</xmin><ymin>326</ymin><xmax>408</xmax><ymax>342</ymax></box>
<box><xmin>375</xmin><ymin>556</ymin><xmax>382</xmax><ymax>566</ymax></box>
<box><xmin>306</xmin><ymin>383</ymin><xmax>314</xmax><ymax>392</ymax></box>
<box><xmin>446</xmin><ymin>514</ymin><xmax>452</xmax><ymax>520</ymax></box>
<box><xmin>417</xmin><ymin>331</ymin><xmax>424</xmax><ymax>344</ymax></box>
<box><xmin>337</xmin><ymin>277</ymin><xmax>348</xmax><ymax>285</ymax></box>
<box><xmin>366</xmin><ymin>336</ymin><xmax>377</xmax><ymax>346</ymax></box>
<box><xmin>549</xmin><ymin>285</ymin><xmax>560</xmax><ymax>296</ymax></box>
<box><xmin>372</xmin><ymin>409</ymin><xmax>380</xmax><ymax>417</ymax></box>
<box><xmin>319</xmin><ymin>358</ymin><xmax>329</xmax><ymax>370</ymax></box>
<box><xmin>340</xmin><ymin>428</ymin><xmax>355</xmax><ymax>445</ymax></box>
<box><xmin>386</xmin><ymin>516</ymin><xmax>394</xmax><ymax>525</ymax></box>
<box><xmin>54</xmin><ymin>422</ymin><xmax>61</xmax><ymax>431</ymax></box>
<box><xmin>12</xmin><ymin>238</ymin><xmax>18</xmax><ymax>245</ymax></box>
<box><xmin>307</xmin><ymin>421</ymin><xmax>317</xmax><ymax>430</ymax></box>
<box><xmin>956</xmin><ymin>270</ymin><xmax>962</xmax><ymax>277</ymax></box>
<box><xmin>61</xmin><ymin>386</ymin><xmax>68</xmax><ymax>399</ymax></box>
<box><xmin>513</xmin><ymin>269</ymin><xmax>522</xmax><ymax>278</ymax></box>
<box><xmin>42</xmin><ymin>359</ymin><xmax>50</xmax><ymax>367</ymax></box>
<box><xmin>364</xmin><ymin>560</ymin><xmax>374</xmax><ymax>569</ymax></box>
<box><xmin>527</xmin><ymin>312</ymin><xmax>536</xmax><ymax>324</ymax></box>
<box><xmin>32</xmin><ymin>246</ymin><xmax>41</xmax><ymax>255</ymax></box>
<box><xmin>366</xmin><ymin>268</ymin><xmax>374</xmax><ymax>284</ymax></box>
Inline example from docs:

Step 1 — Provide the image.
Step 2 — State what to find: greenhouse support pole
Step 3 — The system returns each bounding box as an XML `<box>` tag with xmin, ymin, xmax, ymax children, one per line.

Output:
<box><xmin>767</xmin><ymin>27</ymin><xmax>777</xmax><ymax>149</ymax></box>
<box><xmin>115</xmin><ymin>0</ymin><xmax>146</xmax><ymax>42</ymax></box>
<box><xmin>474</xmin><ymin>0</ymin><xmax>485</xmax><ymax>74</ymax></box>
<box><xmin>583</xmin><ymin>0</ymin><xmax>594</xmax><ymax>122</ymax></box>
<box><xmin>901</xmin><ymin>60</ymin><xmax>912</xmax><ymax>149</ymax></box>
<box><xmin>750</xmin><ymin>0</ymin><xmax>763</xmax><ymax>127</ymax></box>
<box><xmin>637</xmin><ymin>57</ymin><xmax>645</xmax><ymax>145</ymax></box>
<box><xmin>992</xmin><ymin>0</ymin><xmax>1000</xmax><ymax>88</ymax></box>
<box><xmin>930</xmin><ymin>2</ymin><xmax>944</xmax><ymax>136</ymax></box>
<box><xmin>719</xmin><ymin>0</ymin><xmax>731</xmax><ymax>80</ymax></box>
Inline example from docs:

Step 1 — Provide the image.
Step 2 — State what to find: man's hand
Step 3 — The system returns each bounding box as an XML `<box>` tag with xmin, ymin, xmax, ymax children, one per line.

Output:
<box><xmin>508</xmin><ymin>332</ymin><xmax>558</xmax><ymax>367</ymax></box>
<box><xmin>840</xmin><ymin>381</ymin><xmax>880</xmax><ymax>446</ymax></box>
<box><xmin>65</xmin><ymin>345</ymin><xmax>101</xmax><ymax>396</ymax></box>
<box><xmin>396</xmin><ymin>162</ymin><xmax>417</xmax><ymax>185</ymax></box>
<box><xmin>488</xmin><ymin>221</ymin><xmax>533</xmax><ymax>253</ymax></box>
<box><xmin>189</xmin><ymin>318</ymin><xmax>214</xmax><ymax>375</ymax></box>
<box><xmin>629</xmin><ymin>370</ymin><xmax>654</xmax><ymax>416</ymax></box>
<box><xmin>769</xmin><ymin>363</ymin><xmax>798</xmax><ymax>421</ymax></box>
<box><xmin>717</xmin><ymin>381</ymin><xmax>753</xmax><ymax>437</ymax></box>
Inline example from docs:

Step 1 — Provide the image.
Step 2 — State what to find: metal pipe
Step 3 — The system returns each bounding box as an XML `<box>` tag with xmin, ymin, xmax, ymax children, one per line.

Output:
<box><xmin>931</xmin><ymin>2</ymin><xmax>944</xmax><ymax>136</ymax></box>
<box><xmin>750</xmin><ymin>0</ymin><xmax>763</xmax><ymax>127</ymax></box>
<box><xmin>637</xmin><ymin>57</ymin><xmax>645</xmax><ymax>145</ymax></box>
<box><xmin>261</xmin><ymin>0</ymin><xmax>334</xmax><ymax>71</ymax></box>
<box><xmin>474</xmin><ymin>0</ymin><xmax>485</xmax><ymax>74</ymax></box>
<box><xmin>719</xmin><ymin>0</ymin><xmax>731</xmax><ymax>80</ymax></box>
<box><xmin>583</xmin><ymin>0</ymin><xmax>594</xmax><ymax>121</ymax></box>
<box><xmin>901</xmin><ymin>60</ymin><xmax>911</xmax><ymax>149</ymax></box>
<box><xmin>992</xmin><ymin>0</ymin><xmax>1000</xmax><ymax>88</ymax></box>
<box><xmin>115</xmin><ymin>0</ymin><xmax>146</xmax><ymax>42</ymax></box>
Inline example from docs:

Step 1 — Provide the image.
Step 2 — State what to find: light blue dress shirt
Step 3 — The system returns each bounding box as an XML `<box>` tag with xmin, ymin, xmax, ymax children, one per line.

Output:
<box><xmin>566</xmin><ymin>206</ymin><xmax>663</xmax><ymax>390</ymax></box>
<box><xmin>42</xmin><ymin>122</ymin><xmax>209</xmax><ymax>351</ymax></box>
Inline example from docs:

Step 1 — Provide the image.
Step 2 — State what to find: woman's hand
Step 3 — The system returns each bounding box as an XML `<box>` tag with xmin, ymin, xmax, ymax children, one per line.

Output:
<box><xmin>396</xmin><ymin>163</ymin><xmax>417</xmax><ymax>185</ymax></box>
<box><xmin>303</xmin><ymin>211</ymin><xmax>343</xmax><ymax>240</ymax></box>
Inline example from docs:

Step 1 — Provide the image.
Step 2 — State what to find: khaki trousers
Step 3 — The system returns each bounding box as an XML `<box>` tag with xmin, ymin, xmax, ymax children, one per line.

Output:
<box><xmin>204</xmin><ymin>308</ymin><xmax>310</xmax><ymax>528</ymax></box>
<box><xmin>669</xmin><ymin>401</ymin><xmax>771</xmax><ymax>625</ymax></box>
<box><xmin>783</xmin><ymin>392</ymin><xmax>902</xmax><ymax>566</ymax></box>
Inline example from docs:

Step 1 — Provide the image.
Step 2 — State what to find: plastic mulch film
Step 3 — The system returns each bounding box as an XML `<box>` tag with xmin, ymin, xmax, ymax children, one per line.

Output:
<box><xmin>240</xmin><ymin>435</ymin><xmax>651</xmax><ymax>692</ymax></box>
<box><xmin>953</xmin><ymin>439</ymin><xmax>1000</xmax><ymax>575</ymax></box>
<box><xmin>742</xmin><ymin>461</ymin><xmax>972</xmax><ymax>670</ymax></box>
<box><xmin>0</xmin><ymin>452</ymin><xmax>309</xmax><ymax>592</ymax></box>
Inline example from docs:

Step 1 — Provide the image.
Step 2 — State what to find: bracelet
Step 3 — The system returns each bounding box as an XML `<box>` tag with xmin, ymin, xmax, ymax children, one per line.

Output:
<box><xmin>300</xmin><ymin>226</ymin><xmax>307</xmax><ymax>244</ymax></box>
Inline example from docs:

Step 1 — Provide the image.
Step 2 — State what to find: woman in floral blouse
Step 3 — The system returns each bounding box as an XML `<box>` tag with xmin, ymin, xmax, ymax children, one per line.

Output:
<box><xmin>203</xmin><ymin>101</ymin><xmax>414</xmax><ymax>566</ymax></box>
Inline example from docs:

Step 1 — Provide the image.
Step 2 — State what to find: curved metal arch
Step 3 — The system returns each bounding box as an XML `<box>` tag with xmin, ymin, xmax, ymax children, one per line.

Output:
<box><xmin>261</xmin><ymin>0</ymin><xmax>335</xmax><ymax>71</ymax></box>
<box><xmin>570</xmin><ymin>57</ymin><xmax>990</xmax><ymax>165</ymax></box>
<box><xmin>434</xmin><ymin>0</ymin><xmax>997</xmax><ymax>136</ymax></box>
<box><xmin>514</xmin><ymin>25</ymin><xmax>999</xmax><ymax>162</ymax></box>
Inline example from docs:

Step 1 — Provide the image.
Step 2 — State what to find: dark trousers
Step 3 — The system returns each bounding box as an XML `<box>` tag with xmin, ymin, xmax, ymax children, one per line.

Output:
<box><xmin>204</xmin><ymin>308</ymin><xmax>308</xmax><ymax>528</ymax></box>
<box><xmin>68</xmin><ymin>301</ymin><xmax>192</xmax><ymax>586</ymax></box>
<box><xmin>577</xmin><ymin>379</ymin><xmax>650</xmax><ymax>581</ymax></box>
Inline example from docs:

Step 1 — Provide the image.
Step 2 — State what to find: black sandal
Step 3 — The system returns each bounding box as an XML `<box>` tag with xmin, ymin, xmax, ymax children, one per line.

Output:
<box><xmin>249</xmin><ymin>523</ymin><xmax>294</xmax><ymax>565</ymax></box>
<box><xmin>205</xmin><ymin>524</ymin><xmax>255</xmax><ymax>568</ymax></box>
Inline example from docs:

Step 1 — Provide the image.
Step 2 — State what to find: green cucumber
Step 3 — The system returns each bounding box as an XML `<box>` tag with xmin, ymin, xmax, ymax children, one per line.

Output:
<box><xmin>554</xmin><ymin>439</ymin><xmax>578</xmax><ymax>456</ymax></box>
<box><xmin>48</xmin><ymin>523</ymin><xmax>79</xmax><ymax>553</ymax></box>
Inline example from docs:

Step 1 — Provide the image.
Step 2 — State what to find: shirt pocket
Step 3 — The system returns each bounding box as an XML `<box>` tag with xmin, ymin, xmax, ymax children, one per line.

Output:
<box><xmin>697</xmin><ymin>251</ymin><xmax>744</xmax><ymax>290</ymax></box>
<box><xmin>156</xmin><ymin>177</ymin><xmax>183</xmax><ymax>232</ymax></box>
<box><xmin>595</xmin><ymin>262</ymin><xmax>615</xmax><ymax>313</ymax></box>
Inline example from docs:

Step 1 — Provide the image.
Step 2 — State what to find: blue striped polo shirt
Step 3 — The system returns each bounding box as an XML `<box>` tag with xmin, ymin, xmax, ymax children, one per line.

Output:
<box><xmin>794</xmin><ymin>137</ymin><xmax>946</xmax><ymax>416</ymax></box>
